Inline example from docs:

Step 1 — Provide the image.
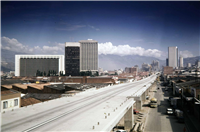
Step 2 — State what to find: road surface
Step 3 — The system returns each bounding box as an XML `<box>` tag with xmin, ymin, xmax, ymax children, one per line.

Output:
<box><xmin>144</xmin><ymin>82</ymin><xmax>185</xmax><ymax>132</ymax></box>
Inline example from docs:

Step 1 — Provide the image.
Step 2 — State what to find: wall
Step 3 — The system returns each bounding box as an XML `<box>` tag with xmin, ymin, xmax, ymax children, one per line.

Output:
<box><xmin>1</xmin><ymin>92</ymin><xmax>21</xmax><ymax>112</ymax></box>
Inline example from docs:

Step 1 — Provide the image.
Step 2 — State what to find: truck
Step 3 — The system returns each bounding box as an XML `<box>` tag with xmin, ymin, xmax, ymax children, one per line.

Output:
<box><xmin>150</xmin><ymin>98</ymin><xmax>157</xmax><ymax>108</ymax></box>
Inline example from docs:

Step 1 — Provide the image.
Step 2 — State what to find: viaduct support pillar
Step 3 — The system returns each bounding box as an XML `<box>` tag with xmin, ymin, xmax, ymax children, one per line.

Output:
<box><xmin>134</xmin><ymin>97</ymin><xmax>142</xmax><ymax>110</ymax></box>
<box><xmin>124</xmin><ymin>105</ymin><xmax>134</xmax><ymax>130</ymax></box>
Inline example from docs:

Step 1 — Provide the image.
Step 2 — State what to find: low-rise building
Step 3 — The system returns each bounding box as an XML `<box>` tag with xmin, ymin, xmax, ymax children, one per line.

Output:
<box><xmin>163</xmin><ymin>66</ymin><xmax>173</xmax><ymax>75</ymax></box>
<box><xmin>1</xmin><ymin>88</ymin><xmax>21</xmax><ymax>112</ymax></box>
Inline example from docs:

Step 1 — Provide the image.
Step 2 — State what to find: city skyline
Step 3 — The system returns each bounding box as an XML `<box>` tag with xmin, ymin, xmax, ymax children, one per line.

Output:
<box><xmin>1</xmin><ymin>1</ymin><xmax>200</xmax><ymax>60</ymax></box>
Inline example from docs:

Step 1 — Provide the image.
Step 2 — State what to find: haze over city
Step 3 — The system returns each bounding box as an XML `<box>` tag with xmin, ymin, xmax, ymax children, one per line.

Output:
<box><xmin>1</xmin><ymin>1</ymin><xmax>200</xmax><ymax>60</ymax></box>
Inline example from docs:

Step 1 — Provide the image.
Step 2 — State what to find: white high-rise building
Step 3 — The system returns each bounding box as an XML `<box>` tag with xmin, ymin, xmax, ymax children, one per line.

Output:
<box><xmin>179</xmin><ymin>56</ymin><xmax>183</xmax><ymax>68</ymax></box>
<box><xmin>187</xmin><ymin>63</ymin><xmax>191</xmax><ymax>67</ymax></box>
<box><xmin>168</xmin><ymin>47</ymin><xmax>178</xmax><ymax>69</ymax></box>
<box><xmin>79</xmin><ymin>40</ymin><xmax>98</xmax><ymax>72</ymax></box>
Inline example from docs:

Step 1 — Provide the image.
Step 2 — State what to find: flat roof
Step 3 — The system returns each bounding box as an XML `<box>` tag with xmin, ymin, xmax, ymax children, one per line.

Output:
<box><xmin>28</xmin><ymin>83</ymin><xmax>51</xmax><ymax>90</ymax></box>
<box><xmin>1</xmin><ymin>90</ymin><xmax>15</xmax><ymax>95</ymax></box>
<box><xmin>12</xmin><ymin>83</ymin><xmax>32</xmax><ymax>89</ymax></box>
<box><xmin>45</xmin><ymin>84</ymin><xmax>65</xmax><ymax>90</ymax></box>
<box><xmin>1</xmin><ymin>84</ymin><xmax>13</xmax><ymax>89</ymax></box>
<box><xmin>79</xmin><ymin>40</ymin><xmax>98</xmax><ymax>43</ymax></box>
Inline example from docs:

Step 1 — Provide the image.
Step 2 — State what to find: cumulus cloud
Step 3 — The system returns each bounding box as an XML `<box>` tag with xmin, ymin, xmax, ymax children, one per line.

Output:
<box><xmin>98</xmin><ymin>42</ymin><xmax>163</xmax><ymax>58</ymax></box>
<box><xmin>1</xmin><ymin>36</ymin><xmax>166</xmax><ymax>59</ymax></box>
<box><xmin>179</xmin><ymin>50</ymin><xmax>194</xmax><ymax>58</ymax></box>
<box><xmin>1</xmin><ymin>36</ymin><xmax>65</xmax><ymax>55</ymax></box>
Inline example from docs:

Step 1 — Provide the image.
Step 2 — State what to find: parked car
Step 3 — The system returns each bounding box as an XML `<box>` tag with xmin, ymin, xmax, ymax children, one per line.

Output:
<box><xmin>174</xmin><ymin>109</ymin><xmax>181</xmax><ymax>117</ymax></box>
<box><xmin>133</xmin><ymin>109</ymin><xmax>139</xmax><ymax>114</ymax></box>
<box><xmin>114</xmin><ymin>130</ymin><xmax>127</xmax><ymax>132</ymax></box>
<box><xmin>166</xmin><ymin>108</ymin><xmax>173</xmax><ymax>115</ymax></box>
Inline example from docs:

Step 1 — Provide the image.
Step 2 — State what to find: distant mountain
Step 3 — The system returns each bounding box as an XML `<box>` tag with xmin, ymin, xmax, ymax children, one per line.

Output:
<box><xmin>99</xmin><ymin>54</ymin><xmax>166</xmax><ymax>70</ymax></box>
<box><xmin>1</xmin><ymin>49</ymin><xmax>27</xmax><ymax>72</ymax></box>
<box><xmin>1</xmin><ymin>49</ymin><xmax>200</xmax><ymax>72</ymax></box>
<box><xmin>183</xmin><ymin>56</ymin><xmax>200</xmax><ymax>67</ymax></box>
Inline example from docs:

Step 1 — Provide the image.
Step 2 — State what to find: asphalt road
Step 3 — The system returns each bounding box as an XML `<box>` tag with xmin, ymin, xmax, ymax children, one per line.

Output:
<box><xmin>144</xmin><ymin>82</ymin><xmax>185</xmax><ymax>132</ymax></box>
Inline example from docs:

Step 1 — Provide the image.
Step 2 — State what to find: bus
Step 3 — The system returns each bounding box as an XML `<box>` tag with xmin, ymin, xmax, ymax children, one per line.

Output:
<box><xmin>150</xmin><ymin>98</ymin><xmax>157</xmax><ymax>108</ymax></box>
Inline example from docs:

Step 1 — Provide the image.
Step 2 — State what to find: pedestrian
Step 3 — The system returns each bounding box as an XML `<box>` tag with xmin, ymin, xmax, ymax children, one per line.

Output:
<box><xmin>183</xmin><ymin>126</ymin><xmax>186</xmax><ymax>132</ymax></box>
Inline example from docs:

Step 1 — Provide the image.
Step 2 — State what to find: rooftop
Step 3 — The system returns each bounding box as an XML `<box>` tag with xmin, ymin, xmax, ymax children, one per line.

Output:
<box><xmin>28</xmin><ymin>83</ymin><xmax>50</xmax><ymax>90</ymax></box>
<box><xmin>79</xmin><ymin>40</ymin><xmax>98</xmax><ymax>43</ymax></box>
<box><xmin>44</xmin><ymin>84</ymin><xmax>66</xmax><ymax>90</ymax></box>
<box><xmin>1</xmin><ymin>79</ymin><xmax>27</xmax><ymax>85</ymax></box>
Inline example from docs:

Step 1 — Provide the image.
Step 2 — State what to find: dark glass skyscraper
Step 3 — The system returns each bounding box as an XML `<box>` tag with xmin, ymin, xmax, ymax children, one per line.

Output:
<box><xmin>65</xmin><ymin>43</ymin><xmax>80</xmax><ymax>76</ymax></box>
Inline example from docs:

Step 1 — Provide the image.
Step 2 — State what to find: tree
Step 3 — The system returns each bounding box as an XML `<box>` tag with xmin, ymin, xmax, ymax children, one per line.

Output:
<box><xmin>48</xmin><ymin>70</ymin><xmax>50</xmax><ymax>76</ymax></box>
<box><xmin>96</xmin><ymin>71</ymin><xmax>99</xmax><ymax>76</ymax></box>
<box><xmin>44</xmin><ymin>71</ymin><xmax>46</xmax><ymax>76</ymax></box>
<box><xmin>115</xmin><ymin>72</ymin><xmax>118</xmax><ymax>75</ymax></box>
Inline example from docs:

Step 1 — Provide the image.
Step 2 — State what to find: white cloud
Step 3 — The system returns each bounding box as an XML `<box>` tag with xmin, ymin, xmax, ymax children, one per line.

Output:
<box><xmin>1</xmin><ymin>36</ymin><xmax>30</xmax><ymax>53</ymax></box>
<box><xmin>1</xmin><ymin>36</ymin><xmax>166</xmax><ymax>59</ymax></box>
<box><xmin>1</xmin><ymin>36</ymin><xmax>65</xmax><ymax>55</ymax></box>
<box><xmin>179</xmin><ymin>50</ymin><xmax>194</xmax><ymax>58</ymax></box>
<box><xmin>98</xmin><ymin>42</ymin><xmax>163</xmax><ymax>58</ymax></box>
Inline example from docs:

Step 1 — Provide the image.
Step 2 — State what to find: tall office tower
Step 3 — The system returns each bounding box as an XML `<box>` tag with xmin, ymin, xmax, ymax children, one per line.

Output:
<box><xmin>187</xmin><ymin>63</ymin><xmax>191</xmax><ymax>67</ymax></box>
<box><xmin>151</xmin><ymin>60</ymin><xmax>159</xmax><ymax>71</ymax></box>
<box><xmin>168</xmin><ymin>47</ymin><xmax>178</xmax><ymax>69</ymax></box>
<box><xmin>15</xmin><ymin>55</ymin><xmax>64</xmax><ymax>76</ymax></box>
<box><xmin>79</xmin><ymin>40</ymin><xmax>98</xmax><ymax>73</ymax></box>
<box><xmin>65</xmin><ymin>39</ymin><xmax>98</xmax><ymax>76</ymax></box>
<box><xmin>179</xmin><ymin>56</ymin><xmax>184</xmax><ymax>68</ymax></box>
<box><xmin>65</xmin><ymin>42</ymin><xmax>80</xmax><ymax>76</ymax></box>
<box><xmin>166</xmin><ymin>58</ymin><xmax>168</xmax><ymax>66</ymax></box>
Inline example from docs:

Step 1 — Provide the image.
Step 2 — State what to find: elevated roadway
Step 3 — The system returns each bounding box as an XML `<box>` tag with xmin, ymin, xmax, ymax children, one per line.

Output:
<box><xmin>1</xmin><ymin>74</ymin><xmax>157</xmax><ymax>132</ymax></box>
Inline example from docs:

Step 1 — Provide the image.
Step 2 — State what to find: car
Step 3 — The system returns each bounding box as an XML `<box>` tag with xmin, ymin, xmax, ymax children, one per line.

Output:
<box><xmin>166</xmin><ymin>108</ymin><xmax>173</xmax><ymax>115</ymax></box>
<box><xmin>157</xmin><ymin>87</ymin><xmax>160</xmax><ymax>89</ymax></box>
<box><xmin>133</xmin><ymin>109</ymin><xmax>139</xmax><ymax>114</ymax></box>
<box><xmin>174</xmin><ymin>109</ymin><xmax>181</xmax><ymax>116</ymax></box>
<box><xmin>114</xmin><ymin>130</ymin><xmax>127</xmax><ymax>132</ymax></box>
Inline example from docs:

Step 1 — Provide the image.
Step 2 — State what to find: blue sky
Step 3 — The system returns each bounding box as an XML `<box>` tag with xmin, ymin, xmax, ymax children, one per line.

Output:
<box><xmin>1</xmin><ymin>1</ymin><xmax>200</xmax><ymax>60</ymax></box>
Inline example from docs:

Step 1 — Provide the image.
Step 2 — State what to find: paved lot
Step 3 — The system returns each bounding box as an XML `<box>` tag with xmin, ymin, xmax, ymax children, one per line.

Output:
<box><xmin>144</xmin><ymin>82</ymin><xmax>186</xmax><ymax>132</ymax></box>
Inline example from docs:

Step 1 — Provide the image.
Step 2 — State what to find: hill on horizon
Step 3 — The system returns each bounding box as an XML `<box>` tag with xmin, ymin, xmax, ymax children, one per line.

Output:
<box><xmin>1</xmin><ymin>49</ymin><xmax>200</xmax><ymax>72</ymax></box>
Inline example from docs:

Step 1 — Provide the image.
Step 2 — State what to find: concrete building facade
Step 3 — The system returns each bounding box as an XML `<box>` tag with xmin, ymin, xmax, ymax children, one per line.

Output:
<box><xmin>1</xmin><ymin>88</ymin><xmax>21</xmax><ymax>112</ymax></box>
<box><xmin>187</xmin><ymin>63</ymin><xmax>191</xmax><ymax>68</ymax></box>
<box><xmin>15</xmin><ymin>55</ymin><xmax>64</xmax><ymax>76</ymax></box>
<box><xmin>168</xmin><ymin>47</ymin><xmax>178</xmax><ymax>69</ymax></box>
<box><xmin>79</xmin><ymin>40</ymin><xmax>98</xmax><ymax>72</ymax></box>
<box><xmin>179</xmin><ymin>56</ymin><xmax>184</xmax><ymax>68</ymax></box>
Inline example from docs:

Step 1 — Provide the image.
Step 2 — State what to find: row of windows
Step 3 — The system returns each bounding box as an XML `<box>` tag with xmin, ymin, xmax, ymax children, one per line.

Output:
<box><xmin>3</xmin><ymin>99</ymin><xmax>18</xmax><ymax>109</ymax></box>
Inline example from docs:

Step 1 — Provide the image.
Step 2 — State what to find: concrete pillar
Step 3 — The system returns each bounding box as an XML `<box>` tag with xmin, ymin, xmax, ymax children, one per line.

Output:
<box><xmin>141</xmin><ymin>92</ymin><xmax>145</xmax><ymax>101</ymax></box>
<box><xmin>134</xmin><ymin>97</ymin><xmax>142</xmax><ymax>110</ymax></box>
<box><xmin>124</xmin><ymin>106</ymin><xmax>134</xmax><ymax>130</ymax></box>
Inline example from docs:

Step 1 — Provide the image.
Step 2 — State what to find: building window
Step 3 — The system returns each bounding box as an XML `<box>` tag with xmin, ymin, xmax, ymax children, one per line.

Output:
<box><xmin>14</xmin><ymin>99</ymin><xmax>18</xmax><ymax>106</ymax></box>
<box><xmin>3</xmin><ymin>101</ymin><xmax>8</xmax><ymax>109</ymax></box>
